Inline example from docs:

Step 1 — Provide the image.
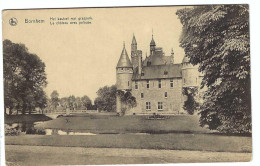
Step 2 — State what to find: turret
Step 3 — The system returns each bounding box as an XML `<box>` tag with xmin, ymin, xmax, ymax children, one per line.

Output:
<box><xmin>150</xmin><ymin>33</ymin><xmax>156</xmax><ymax>56</ymax></box>
<box><xmin>182</xmin><ymin>56</ymin><xmax>199</xmax><ymax>87</ymax></box>
<box><xmin>131</xmin><ymin>34</ymin><xmax>137</xmax><ymax>54</ymax></box>
<box><xmin>116</xmin><ymin>42</ymin><xmax>133</xmax><ymax>90</ymax></box>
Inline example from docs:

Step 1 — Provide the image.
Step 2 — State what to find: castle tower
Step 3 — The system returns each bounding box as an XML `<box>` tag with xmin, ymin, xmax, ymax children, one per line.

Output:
<box><xmin>131</xmin><ymin>34</ymin><xmax>139</xmax><ymax>69</ymax></box>
<box><xmin>181</xmin><ymin>56</ymin><xmax>199</xmax><ymax>87</ymax></box>
<box><xmin>116</xmin><ymin>42</ymin><xmax>133</xmax><ymax>113</ymax></box>
<box><xmin>150</xmin><ymin>33</ymin><xmax>156</xmax><ymax>56</ymax></box>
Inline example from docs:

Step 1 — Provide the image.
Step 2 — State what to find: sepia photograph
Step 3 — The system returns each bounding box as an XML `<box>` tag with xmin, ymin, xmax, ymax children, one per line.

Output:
<box><xmin>2</xmin><ymin>4</ymin><xmax>252</xmax><ymax>165</ymax></box>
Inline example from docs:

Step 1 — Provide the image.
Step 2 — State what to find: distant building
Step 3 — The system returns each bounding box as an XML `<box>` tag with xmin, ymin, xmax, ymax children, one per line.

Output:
<box><xmin>116</xmin><ymin>33</ymin><xmax>203</xmax><ymax>115</ymax></box>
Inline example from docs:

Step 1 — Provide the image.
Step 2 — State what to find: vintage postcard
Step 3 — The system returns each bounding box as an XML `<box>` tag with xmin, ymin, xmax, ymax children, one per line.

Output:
<box><xmin>2</xmin><ymin>5</ymin><xmax>251</xmax><ymax>165</ymax></box>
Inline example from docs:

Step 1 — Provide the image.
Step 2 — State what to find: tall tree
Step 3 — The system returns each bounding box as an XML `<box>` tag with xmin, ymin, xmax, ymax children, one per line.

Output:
<box><xmin>50</xmin><ymin>90</ymin><xmax>59</xmax><ymax>110</ymax></box>
<box><xmin>177</xmin><ymin>5</ymin><xmax>250</xmax><ymax>133</ymax></box>
<box><xmin>81</xmin><ymin>95</ymin><xmax>92</xmax><ymax>110</ymax></box>
<box><xmin>68</xmin><ymin>95</ymin><xmax>76</xmax><ymax>110</ymax></box>
<box><xmin>3</xmin><ymin>40</ymin><xmax>47</xmax><ymax>114</ymax></box>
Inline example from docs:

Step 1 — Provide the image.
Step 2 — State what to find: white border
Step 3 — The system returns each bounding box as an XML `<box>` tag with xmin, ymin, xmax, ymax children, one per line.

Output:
<box><xmin>1</xmin><ymin>1</ymin><xmax>259</xmax><ymax>166</ymax></box>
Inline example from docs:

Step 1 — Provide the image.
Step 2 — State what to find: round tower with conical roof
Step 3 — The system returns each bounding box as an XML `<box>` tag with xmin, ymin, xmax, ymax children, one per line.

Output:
<box><xmin>116</xmin><ymin>42</ymin><xmax>133</xmax><ymax>113</ymax></box>
<box><xmin>116</xmin><ymin>42</ymin><xmax>133</xmax><ymax>90</ymax></box>
<box><xmin>181</xmin><ymin>56</ymin><xmax>199</xmax><ymax>87</ymax></box>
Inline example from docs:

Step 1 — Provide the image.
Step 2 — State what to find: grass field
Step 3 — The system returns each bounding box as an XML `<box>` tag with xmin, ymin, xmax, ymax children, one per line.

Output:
<box><xmin>5</xmin><ymin>113</ymin><xmax>252</xmax><ymax>153</ymax></box>
<box><xmin>5</xmin><ymin>145</ymin><xmax>252</xmax><ymax>165</ymax></box>
<box><xmin>5</xmin><ymin>132</ymin><xmax>252</xmax><ymax>152</ymax></box>
<box><xmin>34</xmin><ymin>114</ymin><xmax>210</xmax><ymax>134</ymax></box>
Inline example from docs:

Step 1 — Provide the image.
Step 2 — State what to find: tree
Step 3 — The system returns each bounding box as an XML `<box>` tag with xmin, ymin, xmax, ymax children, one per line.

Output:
<box><xmin>50</xmin><ymin>90</ymin><xmax>59</xmax><ymax>110</ymax></box>
<box><xmin>94</xmin><ymin>85</ymin><xmax>117</xmax><ymax>112</ymax></box>
<box><xmin>35</xmin><ymin>89</ymin><xmax>47</xmax><ymax>112</ymax></box>
<box><xmin>117</xmin><ymin>90</ymin><xmax>137</xmax><ymax>115</ymax></box>
<box><xmin>81</xmin><ymin>95</ymin><xmax>92</xmax><ymax>110</ymax></box>
<box><xmin>177</xmin><ymin>5</ymin><xmax>250</xmax><ymax>133</ymax></box>
<box><xmin>3</xmin><ymin>40</ymin><xmax>47</xmax><ymax>115</ymax></box>
<box><xmin>182</xmin><ymin>87</ymin><xmax>199</xmax><ymax>115</ymax></box>
<box><xmin>68</xmin><ymin>95</ymin><xmax>76</xmax><ymax>110</ymax></box>
<box><xmin>60</xmin><ymin>97</ymin><xmax>68</xmax><ymax>109</ymax></box>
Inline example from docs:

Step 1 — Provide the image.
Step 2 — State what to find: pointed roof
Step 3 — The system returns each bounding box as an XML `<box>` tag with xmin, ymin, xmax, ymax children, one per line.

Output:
<box><xmin>150</xmin><ymin>34</ymin><xmax>156</xmax><ymax>46</ymax></box>
<box><xmin>117</xmin><ymin>42</ymin><xmax>133</xmax><ymax>68</ymax></box>
<box><xmin>132</xmin><ymin>34</ymin><xmax>137</xmax><ymax>44</ymax></box>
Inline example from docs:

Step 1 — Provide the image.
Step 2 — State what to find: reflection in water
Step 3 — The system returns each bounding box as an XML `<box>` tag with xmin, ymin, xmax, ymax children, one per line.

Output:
<box><xmin>7</xmin><ymin>123</ymin><xmax>97</xmax><ymax>136</ymax></box>
<box><xmin>6</xmin><ymin>122</ymin><xmax>46</xmax><ymax>135</ymax></box>
<box><xmin>7</xmin><ymin>123</ymin><xmax>149</xmax><ymax>136</ymax></box>
<box><xmin>45</xmin><ymin>129</ymin><xmax>96</xmax><ymax>135</ymax></box>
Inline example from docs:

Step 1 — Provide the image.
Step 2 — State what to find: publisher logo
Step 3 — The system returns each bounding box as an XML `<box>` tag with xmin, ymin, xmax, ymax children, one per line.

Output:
<box><xmin>9</xmin><ymin>18</ymin><xmax>18</xmax><ymax>26</ymax></box>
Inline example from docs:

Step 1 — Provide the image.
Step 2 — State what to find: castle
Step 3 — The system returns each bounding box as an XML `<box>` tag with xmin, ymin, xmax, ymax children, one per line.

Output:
<box><xmin>116</xmin><ymin>34</ymin><xmax>203</xmax><ymax>115</ymax></box>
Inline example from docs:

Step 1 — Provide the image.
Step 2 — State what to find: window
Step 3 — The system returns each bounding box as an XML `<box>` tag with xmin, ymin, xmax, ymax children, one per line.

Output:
<box><xmin>170</xmin><ymin>79</ymin><xmax>173</xmax><ymax>88</ymax></box>
<box><xmin>141</xmin><ymin>93</ymin><xmax>144</xmax><ymax>98</ymax></box>
<box><xmin>146</xmin><ymin>80</ymin><xmax>149</xmax><ymax>89</ymax></box>
<box><xmin>158</xmin><ymin>102</ymin><xmax>163</xmax><ymax>111</ymax></box>
<box><xmin>128</xmin><ymin>81</ymin><xmax>129</xmax><ymax>87</ymax></box>
<box><xmin>165</xmin><ymin>92</ymin><xmax>167</xmax><ymax>98</ymax></box>
<box><xmin>146</xmin><ymin>102</ymin><xmax>151</xmax><ymax>110</ymax></box>
<box><xmin>158</xmin><ymin>80</ymin><xmax>161</xmax><ymax>88</ymax></box>
<box><xmin>184</xmin><ymin>78</ymin><xmax>186</xmax><ymax>84</ymax></box>
<box><xmin>135</xmin><ymin>81</ymin><xmax>138</xmax><ymax>89</ymax></box>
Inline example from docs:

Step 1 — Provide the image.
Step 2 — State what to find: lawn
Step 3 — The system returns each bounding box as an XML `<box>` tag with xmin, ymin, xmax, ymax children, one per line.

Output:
<box><xmin>5</xmin><ymin>145</ymin><xmax>251</xmax><ymax>165</ymax></box>
<box><xmin>5</xmin><ymin>133</ymin><xmax>252</xmax><ymax>153</ymax></box>
<box><xmin>34</xmin><ymin>114</ymin><xmax>210</xmax><ymax>134</ymax></box>
<box><xmin>5</xmin><ymin>113</ymin><xmax>252</xmax><ymax>153</ymax></box>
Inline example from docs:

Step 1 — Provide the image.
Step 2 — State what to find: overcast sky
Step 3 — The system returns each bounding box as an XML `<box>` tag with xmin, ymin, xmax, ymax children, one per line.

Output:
<box><xmin>3</xmin><ymin>6</ymin><xmax>186</xmax><ymax>101</ymax></box>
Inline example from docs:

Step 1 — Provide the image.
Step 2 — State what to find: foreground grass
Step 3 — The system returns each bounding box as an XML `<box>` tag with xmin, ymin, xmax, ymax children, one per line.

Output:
<box><xmin>35</xmin><ymin>114</ymin><xmax>210</xmax><ymax>133</ymax></box>
<box><xmin>6</xmin><ymin>145</ymin><xmax>252</xmax><ymax>165</ymax></box>
<box><xmin>5</xmin><ymin>114</ymin><xmax>52</xmax><ymax>124</ymax></box>
<box><xmin>5</xmin><ymin>133</ymin><xmax>252</xmax><ymax>153</ymax></box>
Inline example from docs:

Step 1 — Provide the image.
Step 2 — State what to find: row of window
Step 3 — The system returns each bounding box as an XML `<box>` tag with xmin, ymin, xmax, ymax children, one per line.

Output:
<box><xmin>135</xmin><ymin>79</ymin><xmax>174</xmax><ymax>89</ymax></box>
<box><xmin>146</xmin><ymin>102</ymin><xmax>163</xmax><ymax>110</ymax></box>
<box><xmin>141</xmin><ymin>92</ymin><xmax>167</xmax><ymax>99</ymax></box>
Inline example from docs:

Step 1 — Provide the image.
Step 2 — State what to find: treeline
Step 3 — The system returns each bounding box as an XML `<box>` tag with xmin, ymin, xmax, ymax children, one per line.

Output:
<box><xmin>48</xmin><ymin>90</ymin><xmax>96</xmax><ymax>111</ymax></box>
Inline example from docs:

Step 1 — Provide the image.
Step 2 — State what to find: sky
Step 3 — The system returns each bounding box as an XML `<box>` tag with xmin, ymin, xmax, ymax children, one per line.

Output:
<box><xmin>3</xmin><ymin>6</ymin><xmax>186</xmax><ymax>101</ymax></box>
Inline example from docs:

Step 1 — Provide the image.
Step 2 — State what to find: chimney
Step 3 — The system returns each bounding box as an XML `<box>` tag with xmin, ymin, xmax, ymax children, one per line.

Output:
<box><xmin>171</xmin><ymin>48</ymin><xmax>174</xmax><ymax>64</ymax></box>
<box><xmin>138</xmin><ymin>51</ymin><xmax>142</xmax><ymax>75</ymax></box>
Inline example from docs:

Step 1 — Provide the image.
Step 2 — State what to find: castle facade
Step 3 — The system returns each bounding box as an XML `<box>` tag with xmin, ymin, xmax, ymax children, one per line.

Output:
<box><xmin>116</xmin><ymin>34</ymin><xmax>202</xmax><ymax>115</ymax></box>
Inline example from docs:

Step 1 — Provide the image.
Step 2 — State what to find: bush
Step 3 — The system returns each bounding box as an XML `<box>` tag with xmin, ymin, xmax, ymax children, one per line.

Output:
<box><xmin>5</xmin><ymin>124</ymin><xmax>20</xmax><ymax>136</ymax></box>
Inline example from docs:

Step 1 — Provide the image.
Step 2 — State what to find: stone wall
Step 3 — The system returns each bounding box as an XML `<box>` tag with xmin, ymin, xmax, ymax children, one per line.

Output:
<box><xmin>129</xmin><ymin>78</ymin><xmax>184</xmax><ymax>115</ymax></box>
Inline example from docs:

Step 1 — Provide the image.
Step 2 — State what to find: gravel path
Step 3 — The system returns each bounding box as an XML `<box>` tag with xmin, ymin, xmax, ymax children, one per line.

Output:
<box><xmin>5</xmin><ymin>145</ymin><xmax>251</xmax><ymax>165</ymax></box>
